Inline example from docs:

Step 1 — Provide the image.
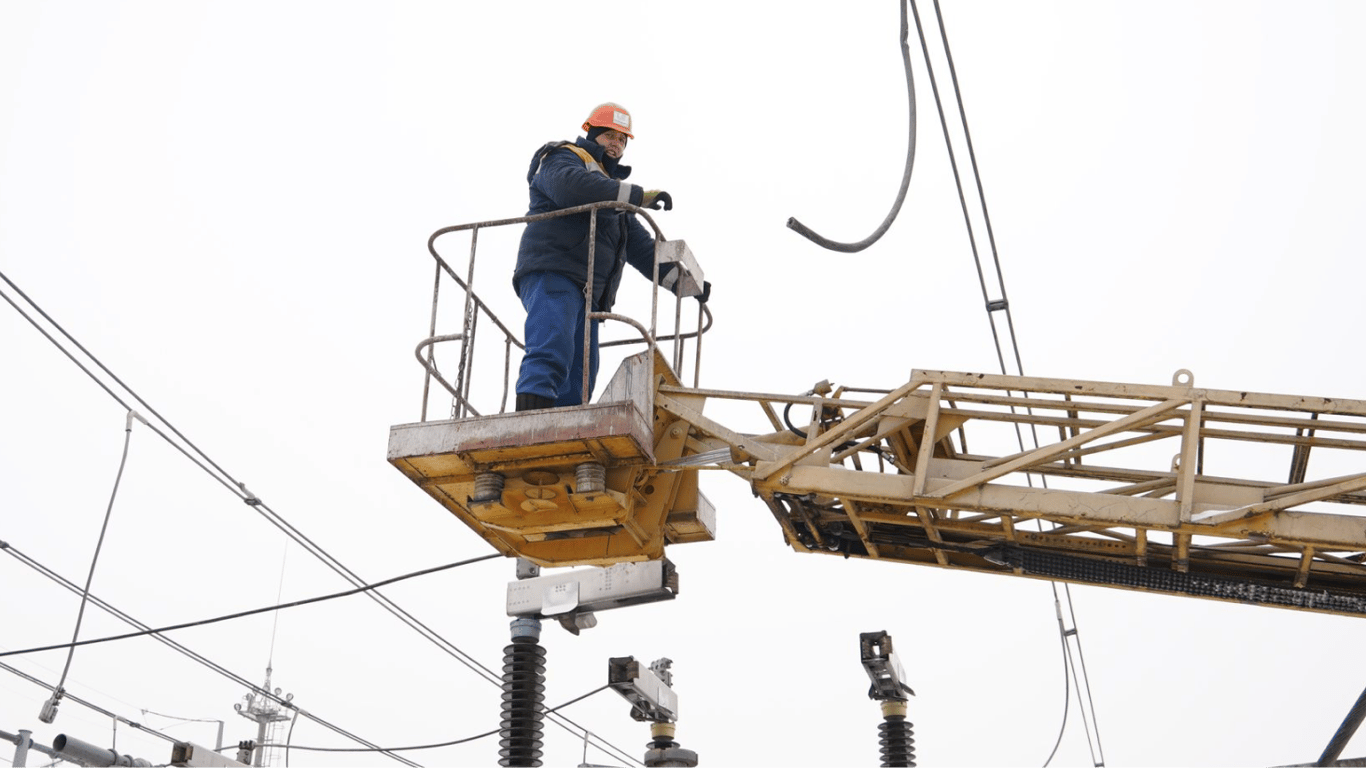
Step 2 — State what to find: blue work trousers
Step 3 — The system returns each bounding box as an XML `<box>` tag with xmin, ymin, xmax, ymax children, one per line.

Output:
<box><xmin>516</xmin><ymin>272</ymin><xmax>601</xmax><ymax>407</ymax></box>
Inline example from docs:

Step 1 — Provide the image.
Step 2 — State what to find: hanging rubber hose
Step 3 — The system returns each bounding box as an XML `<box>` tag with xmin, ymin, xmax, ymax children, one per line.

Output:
<box><xmin>787</xmin><ymin>0</ymin><xmax>917</xmax><ymax>253</ymax></box>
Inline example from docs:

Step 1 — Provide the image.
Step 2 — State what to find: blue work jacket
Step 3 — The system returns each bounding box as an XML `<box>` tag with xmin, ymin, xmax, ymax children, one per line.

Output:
<box><xmin>513</xmin><ymin>137</ymin><xmax>661</xmax><ymax>312</ymax></box>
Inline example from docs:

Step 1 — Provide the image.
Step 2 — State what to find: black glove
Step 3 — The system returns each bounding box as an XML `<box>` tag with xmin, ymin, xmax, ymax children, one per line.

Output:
<box><xmin>642</xmin><ymin>190</ymin><xmax>673</xmax><ymax>211</ymax></box>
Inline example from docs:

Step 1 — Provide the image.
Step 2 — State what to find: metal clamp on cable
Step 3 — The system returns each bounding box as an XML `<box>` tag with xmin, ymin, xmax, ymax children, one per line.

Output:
<box><xmin>238</xmin><ymin>482</ymin><xmax>261</xmax><ymax>507</ymax></box>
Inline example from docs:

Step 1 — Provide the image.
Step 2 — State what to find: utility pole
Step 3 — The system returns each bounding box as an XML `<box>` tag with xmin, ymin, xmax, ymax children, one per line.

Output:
<box><xmin>233</xmin><ymin>667</ymin><xmax>293</xmax><ymax>767</ymax></box>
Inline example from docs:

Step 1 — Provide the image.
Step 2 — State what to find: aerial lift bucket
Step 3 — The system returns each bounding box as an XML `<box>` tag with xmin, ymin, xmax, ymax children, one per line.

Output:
<box><xmin>388</xmin><ymin>347</ymin><xmax>715</xmax><ymax>566</ymax></box>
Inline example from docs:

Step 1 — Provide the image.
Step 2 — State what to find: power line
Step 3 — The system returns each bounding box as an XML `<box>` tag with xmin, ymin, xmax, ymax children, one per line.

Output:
<box><xmin>1057</xmin><ymin>583</ymin><xmax>1105</xmax><ymax>763</ymax></box>
<box><xmin>46</xmin><ymin>410</ymin><xmax>141</xmax><ymax>722</ymax></box>
<box><xmin>0</xmin><ymin>271</ymin><xmax>643</xmax><ymax>767</ymax></box>
<box><xmin>0</xmin><ymin>553</ymin><xmax>498</xmax><ymax>659</ymax></box>
<box><xmin>271</xmin><ymin>685</ymin><xmax>612</xmax><ymax>754</ymax></box>
<box><xmin>0</xmin><ymin>542</ymin><xmax>426</xmax><ymax>768</ymax></box>
<box><xmin>0</xmin><ymin>660</ymin><xmax>181</xmax><ymax>747</ymax></box>
<box><xmin>1041</xmin><ymin>599</ymin><xmax>1072</xmax><ymax>768</ymax></box>
<box><xmin>908</xmin><ymin>1</ymin><xmax>1107</xmax><ymax>764</ymax></box>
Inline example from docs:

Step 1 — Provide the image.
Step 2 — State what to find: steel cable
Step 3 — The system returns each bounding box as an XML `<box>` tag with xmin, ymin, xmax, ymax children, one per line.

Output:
<box><xmin>271</xmin><ymin>685</ymin><xmax>611</xmax><ymax>755</ymax></box>
<box><xmin>0</xmin><ymin>661</ymin><xmax>181</xmax><ymax>746</ymax></box>
<box><xmin>47</xmin><ymin>411</ymin><xmax>137</xmax><ymax>714</ymax></box>
<box><xmin>909</xmin><ymin>1</ymin><xmax>1107</xmax><ymax>763</ymax></box>
<box><xmin>0</xmin><ymin>554</ymin><xmax>499</xmax><ymax>659</ymax></box>
<box><xmin>0</xmin><ymin>543</ymin><xmax>423</xmax><ymax>767</ymax></box>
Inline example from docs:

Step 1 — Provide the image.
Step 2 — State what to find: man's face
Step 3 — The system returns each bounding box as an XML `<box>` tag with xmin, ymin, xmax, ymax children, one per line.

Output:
<box><xmin>594</xmin><ymin>129</ymin><xmax>628</xmax><ymax>159</ymax></box>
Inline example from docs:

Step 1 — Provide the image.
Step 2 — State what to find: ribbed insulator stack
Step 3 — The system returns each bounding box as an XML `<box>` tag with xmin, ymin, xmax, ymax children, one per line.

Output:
<box><xmin>499</xmin><ymin>620</ymin><xmax>546</xmax><ymax>767</ymax></box>
<box><xmin>878</xmin><ymin>708</ymin><xmax>915</xmax><ymax>768</ymax></box>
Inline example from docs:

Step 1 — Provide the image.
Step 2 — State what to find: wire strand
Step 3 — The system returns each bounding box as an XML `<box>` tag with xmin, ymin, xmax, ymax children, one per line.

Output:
<box><xmin>0</xmin><ymin>542</ymin><xmax>423</xmax><ymax>768</ymax></box>
<box><xmin>51</xmin><ymin>412</ymin><xmax>137</xmax><ymax>699</ymax></box>
<box><xmin>931</xmin><ymin>0</ymin><xmax>1027</xmax><ymax>379</ymax></box>
<box><xmin>269</xmin><ymin>685</ymin><xmax>613</xmax><ymax>754</ymax></box>
<box><xmin>0</xmin><ymin>554</ymin><xmax>499</xmax><ymax>659</ymax></box>
<box><xmin>1041</xmin><ymin>587</ymin><xmax>1072</xmax><ymax>768</ymax></box>
<box><xmin>0</xmin><ymin>660</ymin><xmax>181</xmax><ymax>746</ymax></box>
<box><xmin>1063</xmin><ymin>586</ymin><xmax>1106</xmax><ymax>765</ymax></box>
<box><xmin>911</xmin><ymin>1</ymin><xmax>1107</xmax><ymax>763</ymax></box>
<box><xmin>0</xmin><ymin>271</ymin><xmax>643</xmax><ymax>766</ymax></box>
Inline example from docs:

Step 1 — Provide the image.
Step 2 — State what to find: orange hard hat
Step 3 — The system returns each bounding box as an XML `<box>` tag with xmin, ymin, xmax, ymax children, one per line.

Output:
<box><xmin>582</xmin><ymin>102</ymin><xmax>634</xmax><ymax>139</ymax></box>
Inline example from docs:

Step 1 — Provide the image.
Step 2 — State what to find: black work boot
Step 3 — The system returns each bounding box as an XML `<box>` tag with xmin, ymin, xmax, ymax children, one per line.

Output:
<box><xmin>515</xmin><ymin>393</ymin><xmax>556</xmax><ymax>412</ymax></box>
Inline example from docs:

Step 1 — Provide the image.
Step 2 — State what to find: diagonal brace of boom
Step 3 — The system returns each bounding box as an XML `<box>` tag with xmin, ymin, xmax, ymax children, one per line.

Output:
<box><xmin>752</xmin><ymin>375</ymin><xmax>930</xmax><ymax>482</ymax></box>
<box><xmin>924</xmin><ymin>398</ymin><xmax>1188</xmax><ymax>500</ymax></box>
<box><xmin>1191</xmin><ymin>472</ymin><xmax>1366</xmax><ymax>525</ymax></box>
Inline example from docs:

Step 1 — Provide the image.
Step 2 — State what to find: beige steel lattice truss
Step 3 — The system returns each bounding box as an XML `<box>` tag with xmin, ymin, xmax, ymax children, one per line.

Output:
<box><xmin>679</xmin><ymin>365</ymin><xmax>1366</xmax><ymax>613</ymax></box>
<box><xmin>390</xmin><ymin>352</ymin><xmax>1366</xmax><ymax>616</ymax></box>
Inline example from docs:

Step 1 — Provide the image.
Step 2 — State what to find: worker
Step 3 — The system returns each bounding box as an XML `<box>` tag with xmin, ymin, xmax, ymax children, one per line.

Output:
<box><xmin>512</xmin><ymin>102</ymin><xmax>706</xmax><ymax>412</ymax></box>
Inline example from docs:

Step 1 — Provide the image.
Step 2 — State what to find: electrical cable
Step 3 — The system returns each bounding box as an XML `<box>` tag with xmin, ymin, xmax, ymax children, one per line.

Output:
<box><xmin>0</xmin><ymin>660</ymin><xmax>181</xmax><ymax>746</ymax></box>
<box><xmin>786</xmin><ymin>0</ymin><xmax>917</xmax><ymax>252</ymax></box>
<box><xmin>284</xmin><ymin>705</ymin><xmax>300</xmax><ymax>768</ymax></box>
<box><xmin>0</xmin><ymin>274</ymin><xmax>254</xmax><ymax>506</ymax></box>
<box><xmin>2</xmin><ymin>508</ymin><xmax>632</xmax><ymax>765</ymax></box>
<box><xmin>0</xmin><ymin>273</ymin><xmax>644</xmax><ymax>767</ymax></box>
<box><xmin>930</xmin><ymin>0</ymin><xmax>1026</xmax><ymax>380</ymax></box>
<box><xmin>1061</xmin><ymin>582</ymin><xmax>1105</xmax><ymax>765</ymax></box>
<box><xmin>908</xmin><ymin>1</ymin><xmax>1107</xmax><ymax>763</ymax></box>
<box><xmin>47</xmin><ymin>411</ymin><xmax>139</xmax><ymax>715</ymax></box>
<box><xmin>0</xmin><ymin>554</ymin><xmax>498</xmax><ymax>659</ymax></box>
<box><xmin>921</xmin><ymin>2</ymin><xmax>1016</xmax><ymax>377</ymax></box>
<box><xmin>1040</xmin><ymin>591</ymin><xmax>1072</xmax><ymax>768</ymax></box>
<box><xmin>269</xmin><ymin>685</ymin><xmax>612</xmax><ymax>754</ymax></box>
<box><xmin>139</xmin><ymin>708</ymin><xmax>226</xmax><ymax>748</ymax></box>
<box><xmin>0</xmin><ymin>544</ymin><xmax>430</xmax><ymax>768</ymax></box>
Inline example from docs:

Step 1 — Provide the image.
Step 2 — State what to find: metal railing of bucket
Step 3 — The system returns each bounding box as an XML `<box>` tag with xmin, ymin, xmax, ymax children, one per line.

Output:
<box><xmin>418</xmin><ymin>201</ymin><xmax>712</xmax><ymax>421</ymax></box>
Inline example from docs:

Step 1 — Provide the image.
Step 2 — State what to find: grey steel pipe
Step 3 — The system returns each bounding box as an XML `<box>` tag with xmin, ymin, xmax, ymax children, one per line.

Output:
<box><xmin>4</xmin><ymin>729</ymin><xmax>63</xmax><ymax>767</ymax></box>
<box><xmin>52</xmin><ymin>734</ymin><xmax>151</xmax><ymax>767</ymax></box>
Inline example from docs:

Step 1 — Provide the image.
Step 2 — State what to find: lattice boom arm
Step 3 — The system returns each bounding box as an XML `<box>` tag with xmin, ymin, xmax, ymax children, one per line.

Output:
<box><xmin>658</xmin><ymin>368</ymin><xmax>1366</xmax><ymax>616</ymax></box>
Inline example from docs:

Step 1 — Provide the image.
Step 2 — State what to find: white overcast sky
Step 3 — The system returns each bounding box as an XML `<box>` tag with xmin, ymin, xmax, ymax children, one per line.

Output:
<box><xmin>4</xmin><ymin>2</ymin><xmax>1366</xmax><ymax>767</ymax></box>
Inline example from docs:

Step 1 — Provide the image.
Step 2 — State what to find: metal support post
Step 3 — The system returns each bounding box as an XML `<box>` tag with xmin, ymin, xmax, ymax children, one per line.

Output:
<box><xmin>9</xmin><ymin>729</ymin><xmax>31</xmax><ymax>767</ymax></box>
<box><xmin>232</xmin><ymin>667</ymin><xmax>292</xmax><ymax>767</ymax></box>
<box><xmin>3</xmin><ymin>730</ymin><xmax>64</xmax><ymax>768</ymax></box>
